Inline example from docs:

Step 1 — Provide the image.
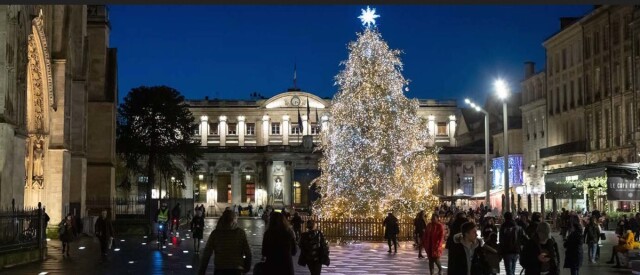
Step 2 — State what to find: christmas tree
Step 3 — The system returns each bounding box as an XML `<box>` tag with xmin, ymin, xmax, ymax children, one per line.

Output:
<box><xmin>313</xmin><ymin>7</ymin><xmax>440</xmax><ymax>219</ymax></box>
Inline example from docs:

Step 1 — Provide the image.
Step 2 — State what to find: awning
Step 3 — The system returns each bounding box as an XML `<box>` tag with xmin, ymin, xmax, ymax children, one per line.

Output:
<box><xmin>544</xmin><ymin>162</ymin><xmax>640</xmax><ymax>200</ymax></box>
<box><xmin>471</xmin><ymin>189</ymin><xmax>503</xmax><ymax>198</ymax></box>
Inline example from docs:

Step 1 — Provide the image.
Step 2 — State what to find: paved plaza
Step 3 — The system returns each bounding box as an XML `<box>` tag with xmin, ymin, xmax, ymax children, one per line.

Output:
<box><xmin>0</xmin><ymin>218</ymin><xmax>632</xmax><ymax>275</ymax></box>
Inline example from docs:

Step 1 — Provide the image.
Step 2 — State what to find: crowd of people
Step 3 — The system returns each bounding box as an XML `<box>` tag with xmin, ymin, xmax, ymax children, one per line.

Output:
<box><xmin>197</xmin><ymin>207</ymin><xmax>330</xmax><ymax>275</ymax></box>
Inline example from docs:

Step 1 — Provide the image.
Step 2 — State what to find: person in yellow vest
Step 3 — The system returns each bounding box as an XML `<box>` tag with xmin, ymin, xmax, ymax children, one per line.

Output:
<box><xmin>156</xmin><ymin>202</ymin><xmax>170</xmax><ymax>241</ymax></box>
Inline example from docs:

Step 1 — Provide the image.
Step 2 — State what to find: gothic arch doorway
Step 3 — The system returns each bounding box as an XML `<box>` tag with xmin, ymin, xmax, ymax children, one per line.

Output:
<box><xmin>24</xmin><ymin>10</ymin><xmax>55</xmax><ymax>207</ymax></box>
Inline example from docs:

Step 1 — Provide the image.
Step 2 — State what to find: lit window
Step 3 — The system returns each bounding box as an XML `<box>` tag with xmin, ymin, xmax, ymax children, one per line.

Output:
<box><xmin>246</xmin><ymin>123</ymin><xmax>255</xmax><ymax>135</ymax></box>
<box><xmin>311</xmin><ymin>124</ymin><xmax>321</xmax><ymax>135</ymax></box>
<box><xmin>209</xmin><ymin>123</ymin><xmax>218</xmax><ymax>135</ymax></box>
<box><xmin>293</xmin><ymin>182</ymin><xmax>301</xmax><ymax>204</ymax></box>
<box><xmin>291</xmin><ymin>125</ymin><xmax>301</xmax><ymax>135</ymax></box>
<box><xmin>227</xmin><ymin>123</ymin><xmax>237</xmax><ymax>135</ymax></box>
<box><xmin>463</xmin><ymin>176</ymin><xmax>474</xmax><ymax>195</ymax></box>
<box><xmin>437</xmin><ymin>122</ymin><xmax>447</xmax><ymax>136</ymax></box>
<box><xmin>271</xmin><ymin>123</ymin><xmax>281</xmax><ymax>135</ymax></box>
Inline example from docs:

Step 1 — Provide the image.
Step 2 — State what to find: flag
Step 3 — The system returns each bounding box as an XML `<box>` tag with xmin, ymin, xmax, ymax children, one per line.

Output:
<box><xmin>306</xmin><ymin>97</ymin><xmax>311</xmax><ymax>118</ymax></box>
<box><xmin>297</xmin><ymin>106</ymin><xmax>303</xmax><ymax>133</ymax></box>
<box><xmin>293</xmin><ymin>63</ymin><xmax>297</xmax><ymax>89</ymax></box>
<box><xmin>315</xmin><ymin>107</ymin><xmax>319</xmax><ymax>123</ymax></box>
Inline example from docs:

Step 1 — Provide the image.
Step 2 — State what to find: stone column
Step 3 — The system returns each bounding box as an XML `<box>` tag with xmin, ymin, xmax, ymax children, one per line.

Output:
<box><xmin>302</xmin><ymin>115</ymin><xmax>309</xmax><ymax>135</ymax></box>
<box><xmin>262</xmin><ymin>115</ymin><xmax>270</xmax><ymax>145</ymax></box>
<box><xmin>231</xmin><ymin>161</ymin><xmax>241</xmax><ymax>204</ymax></box>
<box><xmin>266</xmin><ymin>160</ymin><xmax>273</xmax><ymax>205</ymax></box>
<box><xmin>238</xmin><ymin>116</ymin><xmax>245</xmax><ymax>146</ymax></box>
<box><xmin>428</xmin><ymin>115</ymin><xmax>436</xmax><ymax>146</ymax></box>
<box><xmin>219</xmin><ymin>115</ymin><xmax>227</xmax><ymax>146</ymax></box>
<box><xmin>283</xmin><ymin>161</ymin><xmax>293</xmax><ymax>206</ymax></box>
<box><xmin>200</xmin><ymin>115</ymin><xmax>208</xmax><ymax>146</ymax></box>
<box><xmin>282</xmin><ymin>115</ymin><xmax>290</xmax><ymax>145</ymax></box>
<box><xmin>449</xmin><ymin>114</ymin><xmax>457</xmax><ymax>145</ymax></box>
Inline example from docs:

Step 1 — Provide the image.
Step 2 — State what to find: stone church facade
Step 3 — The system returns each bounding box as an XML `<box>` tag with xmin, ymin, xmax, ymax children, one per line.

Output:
<box><xmin>0</xmin><ymin>5</ymin><xmax>117</xmax><ymax>225</ymax></box>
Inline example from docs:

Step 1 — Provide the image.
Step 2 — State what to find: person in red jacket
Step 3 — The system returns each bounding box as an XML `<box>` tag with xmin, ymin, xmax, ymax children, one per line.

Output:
<box><xmin>423</xmin><ymin>213</ymin><xmax>445</xmax><ymax>275</ymax></box>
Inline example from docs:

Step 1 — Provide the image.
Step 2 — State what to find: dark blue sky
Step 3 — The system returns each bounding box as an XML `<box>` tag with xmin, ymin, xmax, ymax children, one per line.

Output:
<box><xmin>109</xmin><ymin>5</ymin><xmax>592</xmax><ymax>105</ymax></box>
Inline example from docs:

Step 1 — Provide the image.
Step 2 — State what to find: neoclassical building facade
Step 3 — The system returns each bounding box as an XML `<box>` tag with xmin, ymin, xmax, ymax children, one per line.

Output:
<box><xmin>0</xmin><ymin>5</ymin><xmax>117</xmax><ymax>223</ymax></box>
<box><xmin>182</xmin><ymin>89</ymin><xmax>484</xmax><ymax>210</ymax></box>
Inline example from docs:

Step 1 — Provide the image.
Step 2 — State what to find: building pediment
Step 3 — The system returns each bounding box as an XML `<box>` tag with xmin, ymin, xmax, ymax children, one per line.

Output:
<box><xmin>262</xmin><ymin>91</ymin><xmax>329</xmax><ymax>109</ymax></box>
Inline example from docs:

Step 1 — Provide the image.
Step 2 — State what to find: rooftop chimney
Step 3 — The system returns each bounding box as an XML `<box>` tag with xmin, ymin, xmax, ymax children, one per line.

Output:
<box><xmin>524</xmin><ymin>62</ymin><xmax>535</xmax><ymax>79</ymax></box>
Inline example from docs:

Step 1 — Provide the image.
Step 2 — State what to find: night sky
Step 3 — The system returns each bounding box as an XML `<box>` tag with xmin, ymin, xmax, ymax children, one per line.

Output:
<box><xmin>109</xmin><ymin>5</ymin><xmax>592</xmax><ymax>105</ymax></box>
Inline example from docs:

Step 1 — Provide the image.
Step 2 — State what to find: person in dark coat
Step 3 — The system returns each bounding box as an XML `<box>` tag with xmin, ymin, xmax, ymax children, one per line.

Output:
<box><xmin>171</xmin><ymin>203</ymin><xmax>181</xmax><ymax>233</ymax></box>
<box><xmin>298</xmin><ymin>220</ymin><xmax>329</xmax><ymax>275</ymax></box>
<box><xmin>291</xmin><ymin>211</ymin><xmax>304</xmax><ymax>242</ymax></box>
<box><xmin>563</xmin><ymin>222</ymin><xmax>583</xmax><ymax>275</ymax></box>
<box><xmin>520</xmin><ymin>222</ymin><xmax>560</xmax><ymax>275</ymax></box>
<box><xmin>59</xmin><ymin>213</ymin><xmax>76</xmax><ymax>257</ymax></box>
<box><xmin>94</xmin><ymin>210</ymin><xmax>114</xmax><ymax>256</ymax></box>
<box><xmin>446</xmin><ymin>212</ymin><xmax>467</xmax><ymax>249</ymax></box>
<box><xmin>262</xmin><ymin>211</ymin><xmax>297</xmax><ymax>275</ymax></box>
<box><xmin>583</xmin><ymin>216</ymin><xmax>600</xmax><ymax>263</ymax></box>
<box><xmin>525</xmin><ymin>212</ymin><xmax>542</xmax><ymax>240</ymax></box>
<box><xmin>447</xmin><ymin>221</ymin><xmax>485</xmax><ymax>275</ymax></box>
<box><xmin>414</xmin><ymin>210</ymin><xmax>427</xmax><ymax>258</ymax></box>
<box><xmin>197</xmin><ymin>209</ymin><xmax>251</xmax><ymax>275</ymax></box>
<box><xmin>481</xmin><ymin>216</ymin><xmax>498</xmax><ymax>240</ymax></box>
<box><xmin>383</xmin><ymin>212</ymin><xmax>400</xmax><ymax>253</ymax></box>
<box><xmin>190</xmin><ymin>209</ymin><xmax>205</xmax><ymax>254</ymax></box>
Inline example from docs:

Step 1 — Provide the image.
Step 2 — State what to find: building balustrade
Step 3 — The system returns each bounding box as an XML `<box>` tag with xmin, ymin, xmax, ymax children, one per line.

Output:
<box><xmin>539</xmin><ymin>140</ymin><xmax>587</xmax><ymax>159</ymax></box>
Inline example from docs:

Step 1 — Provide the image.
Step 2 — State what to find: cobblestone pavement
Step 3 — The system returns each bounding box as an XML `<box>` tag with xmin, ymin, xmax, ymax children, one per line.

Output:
<box><xmin>0</xmin><ymin>218</ymin><xmax>632</xmax><ymax>275</ymax></box>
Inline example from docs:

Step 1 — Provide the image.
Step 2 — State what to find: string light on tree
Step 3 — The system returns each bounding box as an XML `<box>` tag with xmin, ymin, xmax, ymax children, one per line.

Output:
<box><xmin>313</xmin><ymin>7</ymin><xmax>440</xmax><ymax>220</ymax></box>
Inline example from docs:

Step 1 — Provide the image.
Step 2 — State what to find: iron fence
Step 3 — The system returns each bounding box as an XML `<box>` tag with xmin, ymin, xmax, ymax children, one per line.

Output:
<box><xmin>300</xmin><ymin>216</ymin><xmax>414</xmax><ymax>242</ymax></box>
<box><xmin>0</xmin><ymin>199</ymin><xmax>46</xmax><ymax>255</ymax></box>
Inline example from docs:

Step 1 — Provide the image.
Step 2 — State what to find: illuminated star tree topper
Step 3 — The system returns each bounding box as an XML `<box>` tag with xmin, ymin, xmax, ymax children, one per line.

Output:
<box><xmin>358</xmin><ymin>6</ymin><xmax>380</xmax><ymax>28</ymax></box>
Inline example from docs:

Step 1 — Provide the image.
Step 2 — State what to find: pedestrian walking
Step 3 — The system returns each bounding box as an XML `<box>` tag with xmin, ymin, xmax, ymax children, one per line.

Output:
<box><xmin>59</xmin><ymin>213</ymin><xmax>75</xmax><ymax>257</ymax></box>
<box><xmin>520</xmin><ymin>222</ymin><xmax>560</xmax><ymax>275</ymax></box>
<box><xmin>499</xmin><ymin>212</ymin><xmax>525</xmax><ymax>275</ymax></box>
<box><xmin>448</xmin><ymin>221</ymin><xmax>486</xmax><ymax>275</ymax></box>
<box><xmin>583</xmin><ymin>216</ymin><xmax>600</xmax><ymax>263</ymax></box>
<box><xmin>383</xmin><ymin>211</ymin><xmax>399</xmax><ymax>253</ymax></box>
<box><xmin>481</xmin><ymin>216</ymin><xmax>498</xmax><ymax>240</ymax></box>
<box><xmin>564</xmin><ymin>222</ymin><xmax>583</xmax><ymax>275</ymax></box>
<box><xmin>262</xmin><ymin>211</ymin><xmax>297</xmax><ymax>275</ymax></box>
<box><xmin>423</xmin><ymin>213</ymin><xmax>445</xmax><ymax>275</ymax></box>
<box><xmin>446</xmin><ymin>212</ymin><xmax>467</xmax><ymax>249</ymax></box>
<box><xmin>191</xmin><ymin>209</ymin><xmax>205</xmax><ymax>254</ymax></box>
<box><xmin>94</xmin><ymin>210</ymin><xmax>114</xmax><ymax>257</ymax></box>
<box><xmin>414</xmin><ymin>210</ymin><xmax>427</xmax><ymax>258</ymax></box>
<box><xmin>291</xmin><ymin>211</ymin><xmax>304</xmax><ymax>242</ymax></box>
<box><xmin>482</xmin><ymin>232</ymin><xmax>501</xmax><ymax>275</ymax></box>
<box><xmin>298</xmin><ymin>220</ymin><xmax>330</xmax><ymax>275</ymax></box>
<box><xmin>197</xmin><ymin>209</ymin><xmax>251</xmax><ymax>275</ymax></box>
<box><xmin>171</xmin><ymin>203</ymin><xmax>181</xmax><ymax>233</ymax></box>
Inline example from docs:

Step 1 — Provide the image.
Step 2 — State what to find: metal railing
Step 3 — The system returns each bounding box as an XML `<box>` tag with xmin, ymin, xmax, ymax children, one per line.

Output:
<box><xmin>300</xmin><ymin>216</ymin><xmax>414</xmax><ymax>242</ymax></box>
<box><xmin>0</xmin><ymin>199</ymin><xmax>46</xmax><ymax>255</ymax></box>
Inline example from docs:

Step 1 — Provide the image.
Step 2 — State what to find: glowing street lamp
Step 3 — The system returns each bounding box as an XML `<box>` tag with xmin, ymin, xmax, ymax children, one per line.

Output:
<box><xmin>464</xmin><ymin>97</ymin><xmax>490</xmax><ymax>208</ymax></box>
<box><xmin>494</xmin><ymin>78</ymin><xmax>510</xmax><ymax>213</ymax></box>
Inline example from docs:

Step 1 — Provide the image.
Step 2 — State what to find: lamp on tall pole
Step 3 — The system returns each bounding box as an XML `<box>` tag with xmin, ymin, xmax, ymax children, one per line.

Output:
<box><xmin>495</xmin><ymin>79</ymin><xmax>510</xmax><ymax>213</ymax></box>
<box><xmin>464</xmin><ymin>98</ymin><xmax>490</xmax><ymax>208</ymax></box>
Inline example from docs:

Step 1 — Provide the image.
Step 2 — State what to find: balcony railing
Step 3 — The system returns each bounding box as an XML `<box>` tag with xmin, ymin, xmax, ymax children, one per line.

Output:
<box><xmin>539</xmin><ymin>140</ymin><xmax>587</xmax><ymax>159</ymax></box>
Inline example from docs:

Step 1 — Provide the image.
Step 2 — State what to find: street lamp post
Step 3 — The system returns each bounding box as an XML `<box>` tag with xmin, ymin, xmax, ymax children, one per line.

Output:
<box><xmin>464</xmin><ymin>98</ymin><xmax>490</xmax><ymax>208</ymax></box>
<box><xmin>495</xmin><ymin>79</ymin><xmax>510</xmax><ymax>213</ymax></box>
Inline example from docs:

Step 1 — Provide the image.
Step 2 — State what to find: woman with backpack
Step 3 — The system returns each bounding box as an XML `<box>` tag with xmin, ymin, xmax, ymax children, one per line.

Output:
<box><xmin>59</xmin><ymin>213</ymin><xmax>75</xmax><ymax>257</ymax></box>
<box><xmin>298</xmin><ymin>220</ymin><xmax>330</xmax><ymax>275</ymax></box>
<box><xmin>521</xmin><ymin>222</ymin><xmax>560</xmax><ymax>275</ymax></box>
